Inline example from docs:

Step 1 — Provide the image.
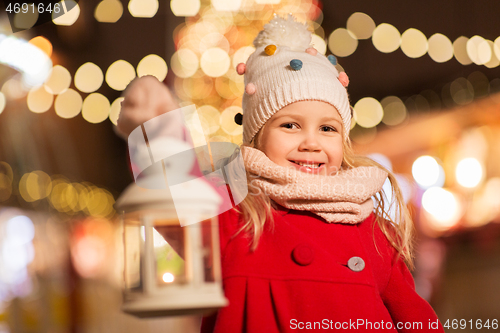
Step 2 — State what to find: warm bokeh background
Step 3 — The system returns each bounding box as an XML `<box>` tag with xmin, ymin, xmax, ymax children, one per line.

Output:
<box><xmin>1</xmin><ymin>0</ymin><xmax>500</xmax><ymax>331</ymax></box>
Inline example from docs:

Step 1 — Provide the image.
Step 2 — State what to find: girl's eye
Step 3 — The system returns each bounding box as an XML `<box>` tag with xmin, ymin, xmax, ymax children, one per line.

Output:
<box><xmin>281</xmin><ymin>123</ymin><xmax>298</xmax><ymax>129</ymax></box>
<box><xmin>321</xmin><ymin>125</ymin><xmax>337</xmax><ymax>132</ymax></box>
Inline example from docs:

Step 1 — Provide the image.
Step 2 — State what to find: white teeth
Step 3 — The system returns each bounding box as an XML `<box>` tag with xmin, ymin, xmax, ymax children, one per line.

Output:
<box><xmin>294</xmin><ymin>161</ymin><xmax>321</xmax><ymax>168</ymax></box>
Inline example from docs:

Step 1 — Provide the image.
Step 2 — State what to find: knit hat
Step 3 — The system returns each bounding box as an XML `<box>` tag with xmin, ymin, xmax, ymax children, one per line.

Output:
<box><xmin>237</xmin><ymin>15</ymin><xmax>352</xmax><ymax>145</ymax></box>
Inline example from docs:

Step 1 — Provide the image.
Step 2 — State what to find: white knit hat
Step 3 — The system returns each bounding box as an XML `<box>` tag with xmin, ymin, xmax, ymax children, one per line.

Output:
<box><xmin>238</xmin><ymin>15</ymin><xmax>351</xmax><ymax>144</ymax></box>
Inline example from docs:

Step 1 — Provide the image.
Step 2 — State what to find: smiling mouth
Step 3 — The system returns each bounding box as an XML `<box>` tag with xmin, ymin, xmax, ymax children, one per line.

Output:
<box><xmin>289</xmin><ymin>160</ymin><xmax>324</xmax><ymax>169</ymax></box>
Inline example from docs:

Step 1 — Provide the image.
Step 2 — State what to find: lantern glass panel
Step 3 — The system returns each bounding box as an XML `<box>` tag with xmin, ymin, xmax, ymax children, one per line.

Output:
<box><xmin>124</xmin><ymin>218</ymin><xmax>142</xmax><ymax>291</ymax></box>
<box><xmin>153</xmin><ymin>219</ymin><xmax>187</xmax><ymax>286</ymax></box>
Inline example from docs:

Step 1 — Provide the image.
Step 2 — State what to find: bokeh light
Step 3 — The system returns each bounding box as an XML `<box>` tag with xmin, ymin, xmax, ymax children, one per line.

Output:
<box><xmin>52</xmin><ymin>0</ymin><xmax>80</xmax><ymax>26</ymax></box>
<box><xmin>199</xmin><ymin>33</ymin><xmax>230</xmax><ymax>54</ymax></box>
<box><xmin>75</xmin><ymin>62</ymin><xmax>104</xmax><ymax>93</ymax></box>
<box><xmin>82</xmin><ymin>93</ymin><xmax>110</xmax><ymax>123</ymax></box>
<box><xmin>3</xmin><ymin>215</ymin><xmax>35</xmax><ymax>278</ymax></box>
<box><xmin>467</xmin><ymin>35</ymin><xmax>491</xmax><ymax>65</ymax></box>
<box><xmin>109</xmin><ymin>97</ymin><xmax>124</xmax><ymax>125</ymax></box>
<box><xmin>6</xmin><ymin>215</ymin><xmax>35</xmax><ymax>244</ymax></box>
<box><xmin>27</xmin><ymin>86</ymin><xmax>53</xmax><ymax>113</ymax></box>
<box><xmin>44</xmin><ymin>65</ymin><xmax>71</xmax><ymax>94</ymax></box>
<box><xmin>372</xmin><ymin>23</ymin><xmax>401</xmax><ymax>53</ymax></box>
<box><xmin>14</xmin><ymin>6</ymin><xmax>39</xmax><ymax>30</ymax></box>
<box><xmin>328</xmin><ymin>28</ymin><xmax>358</xmax><ymax>57</ymax></box>
<box><xmin>401</xmin><ymin>28</ymin><xmax>428</xmax><ymax>58</ymax></box>
<box><xmin>215</xmin><ymin>76</ymin><xmax>234</xmax><ymax>99</ymax></box>
<box><xmin>456</xmin><ymin>157</ymin><xmax>483</xmax><ymax>188</ymax></box>
<box><xmin>94</xmin><ymin>0</ymin><xmax>123</xmax><ymax>23</ymax></box>
<box><xmin>468</xmin><ymin>71</ymin><xmax>490</xmax><ymax>97</ymax></box>
<box><xmin>381</xmin><ymin>96</ymin><xmax>407</xmax><ymax>126</ymax></box>
<box><xmin>19</xmin><ymin>171</ymin><xmax>52</xmax><ymax>202</ymax></box>
<box><xmin>232</xmin><ymin>46</ymin><xmax>255</xmax><ymax>68</ymax></box>
<box><xmin>200</xmin><ymin>48</ymin><xmax>230</xmax><ymax>77</ymax></box>
<box><xmin>311</xmin><ymin>34</ymin><xmax>327</xmax><ymax>55</ymax></box>
<box><xmin>196</xmin><ymin>105</ymin><xmax>220</xmax><ymax>135</ymax></box>
<box><xmin>422</xmin><ymin>187</ymin><xmax>462</xmax><ymax>231</ymax></box>
<box><xmin>55</xmin><ymin>88</ymin><xmax>82</xmax><ymax>119</ymax></box>
<box><xmin>0</xmin><ymin>35</ymin><xmax>52</xmax><ymax>88</ymax></box>
<box><xmin>171</xmin><ymin>0</ymin><xmax>200</xmax><ymax>16</ymax></box>
<box><xmin>494</xmin><ymin>37</ymin><xmax>500</xmax><ymax>61</ymax></box>
<box><xmin>453</xmin><ymin>36</ymin><xmax>472</xmax><ymax>65</ymax></box>
<box><xmin>86</xmin><ymin>187</ymin><xmax>115</xmax><ymax>217</ymax></box>
<box><xmin>128</xmin><ymin>0</ymin><xmax>158</xmax><ymax>18</ymax></box>
<box><xmin>346</xmin><ymin>12</ymin><xmax>376</xmax><ymax>40</ymax></box>
<box><xmin>137</xmin><ymin>54</ymin><xmax>168</xmax><ymax>81</ymax></box>
<box><xmin>484</xmin><ymin>40</ymin><xmax>500</xmax><ymax>68</ymax></box>
<box><xmin>171</xmin><ymin>49</ymin><xmax>199</xmax><ymax>78</ymax></box>
<box><xmin>353</xmin><ymin>97</ymin><xmax>383</xmax><ymax>128</ymax></box>
<box><xmin>211</xmin><ymin>0</ymin><xmax>242</xmax><ymax>11</ymax></box>
<box><xmin>106</xmin><ymin>60</ymin><xmax>136</xmax><ymax>91</ymax></box>
<box><xmin>450</xmin><ymin>77</ymin><xmax>474</xmax><ymax>105</ymax></box>
<box><xmin>1</xmin><ymin>76</ymin><xmax>27</xmax><ymax>100</ymax></box>
<box><xmin>427</xmin><ymin>33</ymin><xmax>453</xmax><ymax>63</ymax></box>
<box><xmin>29</xmin><ymin>36</ymin><xmax>52</xmax><ymax>57</ymax></box>
<box><xmin>220</xmin><ymin>106</ymin><xmax>243</xmax><ymax>136</ymax></box>
<box><xmin>412</xmin><ymin>156</ymin><xmax>445</xmax><ymax>189</ymax></box>
<box><xmin>0</xmin><ymin>162</ymin><xmax>13</xmax><ymax>202</ymax></box>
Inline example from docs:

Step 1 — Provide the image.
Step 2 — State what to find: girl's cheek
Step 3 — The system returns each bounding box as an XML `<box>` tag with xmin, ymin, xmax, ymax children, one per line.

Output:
<box><xmin>327</xmin><ymin>164</ymin><xmax>341</xmax><ymax>176</ymax></box>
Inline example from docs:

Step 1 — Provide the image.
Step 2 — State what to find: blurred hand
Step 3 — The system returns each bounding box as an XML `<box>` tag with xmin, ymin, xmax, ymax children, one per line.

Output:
<box><xmin>116</xmin><ymin>75</ymin><xmax>181</xmax><ymax>139</ymax></box>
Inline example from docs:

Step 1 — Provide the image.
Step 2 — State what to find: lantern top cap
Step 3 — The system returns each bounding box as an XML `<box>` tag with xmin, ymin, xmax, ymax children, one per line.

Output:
<box><xmin>115</xmin><ymin>176</ymin><xmax>222</xmax><ymax>217</ymax></box>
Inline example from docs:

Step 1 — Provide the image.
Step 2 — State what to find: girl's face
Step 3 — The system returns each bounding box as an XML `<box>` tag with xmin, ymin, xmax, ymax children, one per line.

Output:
<box><xmin>257</xmin><ymin>100</ymin><xmax>344</xmax><ymax>176</ymax></box>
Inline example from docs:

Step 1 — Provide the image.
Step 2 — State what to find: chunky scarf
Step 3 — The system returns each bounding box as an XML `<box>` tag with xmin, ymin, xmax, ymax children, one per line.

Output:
<box><xmin>240</xmin><ymin>146</ymin><xmax>388</xmax><ymax>224</ymax></box>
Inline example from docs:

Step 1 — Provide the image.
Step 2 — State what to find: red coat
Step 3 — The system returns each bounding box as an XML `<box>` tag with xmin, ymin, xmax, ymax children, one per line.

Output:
<box><xmin>201</xmin><ymin>204</ymin><xmax>445</xmax><ymax>333</ymax></box>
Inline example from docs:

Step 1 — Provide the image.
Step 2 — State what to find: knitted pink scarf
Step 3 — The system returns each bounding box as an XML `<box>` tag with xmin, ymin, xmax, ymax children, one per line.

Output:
<box><xmin>240</xmin><ymin>146</ymin><xmax>388</xmax><ymax>224</ymax></box>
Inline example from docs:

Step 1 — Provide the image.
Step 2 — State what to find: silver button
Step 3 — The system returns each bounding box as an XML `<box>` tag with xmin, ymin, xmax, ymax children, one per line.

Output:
<box><xmin>347</xmin><ymin>256</ymin><xmax>365</xmax><ymax>272</ymax></box>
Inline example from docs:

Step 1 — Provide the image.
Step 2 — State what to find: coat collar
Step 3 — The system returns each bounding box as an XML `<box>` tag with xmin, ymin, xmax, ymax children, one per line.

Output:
<box><xmin>274</xmin><ymin>202</ymin><xmax>289</xmax><ymax>216</ymax></box>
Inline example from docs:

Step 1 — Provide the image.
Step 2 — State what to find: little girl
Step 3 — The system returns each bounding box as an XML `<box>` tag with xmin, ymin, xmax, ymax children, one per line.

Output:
<box><xmin>118</xmin><ymin>15</ymin><xmax>444</xmax><ymax>333</ymax></box>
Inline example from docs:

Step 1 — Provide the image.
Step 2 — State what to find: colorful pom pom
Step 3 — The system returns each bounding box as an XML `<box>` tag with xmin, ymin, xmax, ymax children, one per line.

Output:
<box><xmin>305</xmin><ymin>47</ymin><xmax>317</xmax><ymax>56</ymax></box>
<box><xmin>234</xmin><ymin>113</ymin><xmax>243</xmax><ymax>125</ymax></box>
<box><xmin>338</xmin><ymin>72</ymin><xmax>349</xmax><ymax>87</ymax></box>
<box><xmin>236</xmin><ymin>63</ymin><xmax>246</xmax><ymax>75</ymax></box>
<box><xmin>290</xmin><ymin>59</ymin><xmax>303</xmax><ymax>70</ymax></box>
<box><xmin>265</xmin><ymin>44</ymin><xmax>277</xmax><ymax>55</ymax></box>
<box><xmin>327</xmin><ymin>55</ymin><xmax>337</xmax><ymax>65</ymax></box>
<box><xmin>245</xmin><ymin>83</ymin><xmax>256</xmax><ymax>95</ymax></box>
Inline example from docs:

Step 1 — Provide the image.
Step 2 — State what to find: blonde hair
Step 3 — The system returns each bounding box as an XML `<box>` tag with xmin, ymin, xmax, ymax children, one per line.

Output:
<box><xmin>228</xmin><ymin>122</ymin><xmax>415</xmax><ymax>269</ymax></box>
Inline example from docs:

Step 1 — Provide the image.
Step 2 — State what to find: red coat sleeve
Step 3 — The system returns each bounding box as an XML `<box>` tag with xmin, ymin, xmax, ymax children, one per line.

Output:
<box><xmin>381</xmin><ymin>255</ymin><xmax>445</xmax><ymax>332</ymax></box>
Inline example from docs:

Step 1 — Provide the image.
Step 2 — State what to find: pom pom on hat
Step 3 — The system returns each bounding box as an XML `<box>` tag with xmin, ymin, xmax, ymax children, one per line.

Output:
<box><xmin>290</xmin><ymin>59</ymin><xmax>303</xmax><ymax>70</ymax></box>
<box><xmin>253</xmin><ymin>14</ymin><xmax>311</xmax><ymax>51</ymax></box>
<box><xmin>305</xmin><ymin>47</ymin><xmax>318</xmax><ymax>55</ymax></box>
<box><xmin>236</xmin><ymin>63</ymin><xmax>246</xmax><ymax>75</ymax></box>
<box><xmin>327</xmin><ymin>55</ymin><xmax>337</xmax><ymax>65</ymax></box>
<box><xmin>338</xmin><ymin>72</ymin><xmax>349</xmax><ymax>87</ymax></box>
<box><xmin>245</xmin><ymin>83</ymin><xmax>256</xmax><ymax>95</ymax></box>
<box><xmin>265</xmin><ymin>44</ymin><xmax>277</xmax><ymax>55</ymax></box>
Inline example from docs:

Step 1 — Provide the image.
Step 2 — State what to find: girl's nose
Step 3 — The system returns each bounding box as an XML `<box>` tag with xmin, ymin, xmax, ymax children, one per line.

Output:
<box><xmin>298</xmin><ymin>133</ymin><xmax>321</xmax><ymax>152</ymax></box>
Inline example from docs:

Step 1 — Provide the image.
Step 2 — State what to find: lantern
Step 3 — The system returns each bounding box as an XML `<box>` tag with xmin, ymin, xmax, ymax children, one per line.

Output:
<box><xmin>115</xmin><ymin>170</ymin><xmax>228</xmax><ymax>318</ymax></box>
